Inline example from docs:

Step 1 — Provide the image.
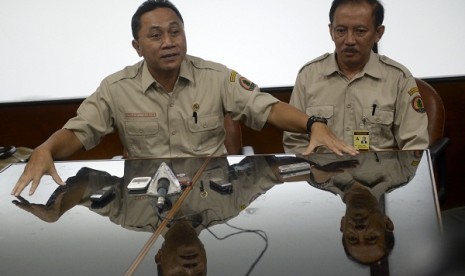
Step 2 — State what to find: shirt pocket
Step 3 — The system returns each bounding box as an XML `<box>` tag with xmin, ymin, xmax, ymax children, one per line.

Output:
<box><xmin>125</xmin><ymin>120</ymin><xmax>160</xmax><ymax>136</ymax></box>
<box><xmin>124</xmin><ymin>119</ymin><xmax>164</xmax><ymax>155</ymax></box>
<box><xmin>364</xmin><ymin>108</ymin><xmax>394</xmax><ymax>146</ymax></box>
<box><xmin>187</xmin><ymin>114</ymin><xmax>222</xmax><ymax>152</ymax></box>
<box><xmin>305</xmin><ymin>105</ymin><xmax>334</xmax><ymax>127</ymax></box>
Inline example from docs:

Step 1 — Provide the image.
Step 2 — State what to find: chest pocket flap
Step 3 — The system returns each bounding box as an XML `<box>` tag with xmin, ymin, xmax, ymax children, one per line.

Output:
<box><xmin>363</xmin><ymin>108</ymin><xmax>394</xmax><ymax>125</ymax></box>
<box><xmin>126</xmin><ymin>120</ymin><xmax>160</xmax><ymax>136</ymax></box>
<box><xmin>305</xmin><ymin>105</ymin><xmax>334</xmax><ymax>120</ymax></box>
<box><xmin>188</xmin><ymin>114</ymin><xmax>220</xmax><ymax>133</ymax></box>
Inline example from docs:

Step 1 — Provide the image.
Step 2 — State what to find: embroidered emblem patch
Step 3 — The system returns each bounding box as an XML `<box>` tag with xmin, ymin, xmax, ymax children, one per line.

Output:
<box><xmin>411</xmin><ymin>96</ymin><xmax>426</xmax><ymax>113</ymax></box>
<box><xmin>229</xmin><ymin>70</ymin><xmax>238</xmax><ymax>82</ymax></box>
<box><xmin>239</xmin><ymin>77</ymin><xmax>256</xmax><ymax>91</ymax></box>
<box><xmin>408</xmin><ymin>86</ymin><xmax>420</xmax><ymax>96</ymax></box>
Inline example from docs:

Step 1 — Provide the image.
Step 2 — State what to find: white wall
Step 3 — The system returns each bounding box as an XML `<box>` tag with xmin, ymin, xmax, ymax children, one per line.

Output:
<box><xmin>1</xmin><ymin>0</ymin><xmax>464</xmax><ymax>103</ymax></box>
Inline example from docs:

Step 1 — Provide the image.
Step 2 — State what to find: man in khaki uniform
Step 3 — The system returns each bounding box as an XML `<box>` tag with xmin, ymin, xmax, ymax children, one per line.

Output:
<box><xmin>14</xmin><ymin>0</ymin><xmax>361</xmax><ymax>197</ymax></box>
<box><xmin>283</xmin><ymin>0</ymin><xmax>429</xmax><ymax>154</ymax></box>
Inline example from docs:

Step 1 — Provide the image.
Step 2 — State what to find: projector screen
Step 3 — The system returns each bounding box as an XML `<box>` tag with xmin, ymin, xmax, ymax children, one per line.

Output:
<box><xmin>1</xmin><ymin>0</ymin><xmax>464</xmax><ymax>103</ymax></box>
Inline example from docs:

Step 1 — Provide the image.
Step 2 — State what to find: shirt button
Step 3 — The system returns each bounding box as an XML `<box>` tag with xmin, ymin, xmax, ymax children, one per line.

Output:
<box><xmin>171</xmin><ymin>131</ymin><xmax>177</xmax><ymax>135</ymax></box>
<box><xmin>138</xmin><ymin>129</ymin><xmax>144</xmax><ymax>134</ymax></box>
<box><xmin>346</xmin><ymin>127</ymin><xmax>351</xmax><ymax>131</ymax></box>
<box><xmin>202</xmin><ymin>122</ymin><xmax>208</xmax><ymax>128</ymax></box>
<box><xmin>169</xmin><ymin>103</ymin><xmax>174</xmax><ymax>107</ymax></box>
<box><xmin>376</xmin><ymin>118</ymin><xmax>381</xmax><ymax>122</ymax></box>
<box><xmin>346</xmin><ymin>104</ymin><xmax>351</xmax><ymax>109</ymax></box>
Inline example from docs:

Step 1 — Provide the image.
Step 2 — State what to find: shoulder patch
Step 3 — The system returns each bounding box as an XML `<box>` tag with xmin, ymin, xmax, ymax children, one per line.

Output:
<box><xmin>379</xmin><ymin>55</ymin><xmax>413</xmax><ymax>77</ymax></box>
<box><xmin>239</xmin><ymin>77</ymin><xmax>256</xmax><ymax>91</ymax></box>
<box><xmin>408</xmin><ymin>86</ymin><xmax>420</xmax><ymax>96</ymax></box>
<box><xmin>411</xmin><ymin>95</ymin><xmax>426</xmax><ymax>113</ymax></box>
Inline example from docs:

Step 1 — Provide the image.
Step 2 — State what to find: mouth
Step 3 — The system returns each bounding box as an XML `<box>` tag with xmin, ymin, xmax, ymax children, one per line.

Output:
<box><xmin>342</xmin><ymin>48</ymin><xmax>358</xmax><ymax>56</ymax></box>
<box><xmin>160</xmin><ymin>52</ymin><xmax>179</xmax><ymax>61</ymax></box>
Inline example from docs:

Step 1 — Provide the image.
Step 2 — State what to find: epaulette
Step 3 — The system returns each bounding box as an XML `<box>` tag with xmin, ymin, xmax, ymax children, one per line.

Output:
<box><xmin>188</xmin><ymin>55</ymin><xmax>224</xmax><ymax>72</ymax></box>
<box><xmin>379</xmin><ymin>55</ymin><xmax>413</xmax><ymax>78</ymax></box>
<box><xmin>106</xmin><ymin>61</ymin><xmax>142</xmax><ymax>84</ymax></box>
<box><xmin>298</xmin><ymin>53</ymin><xmax>330</xmax><ymax>73</ymax></box>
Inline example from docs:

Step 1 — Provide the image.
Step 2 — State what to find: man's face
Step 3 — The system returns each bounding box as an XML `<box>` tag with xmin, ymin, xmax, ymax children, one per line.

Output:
<box><xmin>329</xmin><ymin>2</ymin><xmax>384</xmax><ymax>71</ymax></box>
<box><xmin>132</xmin><ymin>8</ymin><xmax>187</xmax><ymax>79</ymax></box>
<box><xmin>340</xmin><ymin>183</ymin><xmax>394</xmax><ymax>264</ymax></box>
<box><xmin>155</xmin><ymin>220</ymin><xmax>207</xmax><ymax>275</ymax></box>
<box><xmin>341</xmin><ymin>211</ymin><xmax>393</xmax><ymax>264</ymax></box>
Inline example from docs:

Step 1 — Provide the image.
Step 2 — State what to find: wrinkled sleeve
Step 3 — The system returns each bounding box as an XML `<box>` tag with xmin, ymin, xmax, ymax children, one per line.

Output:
<box><xmin>63</xmin><ymin>79</ymin><xmax>115</xmax><ymax>150</ymax></box>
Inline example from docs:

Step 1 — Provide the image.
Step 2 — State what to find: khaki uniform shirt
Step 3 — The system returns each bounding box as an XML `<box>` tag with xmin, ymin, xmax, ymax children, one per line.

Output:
<box><xmin>306</xmin><ymin>150</ymin><xmax>421</xmax><ymax>201</ymax></box>
<box><xmin>283</xmin><ymin>51</ymin><xmax>429</xmax><ymax>154</ymax></box>
<box><xmin>64</xmin><ymin>55</ymin><xmax>279</xmax><ymax>158</ymax></box>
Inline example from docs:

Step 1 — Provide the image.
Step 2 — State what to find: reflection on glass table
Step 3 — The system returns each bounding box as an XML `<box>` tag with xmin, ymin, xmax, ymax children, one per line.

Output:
<box><xmin>1</xmin><ymin>151</ymin><xmax>442</xmax><ymax>275</ymax></box>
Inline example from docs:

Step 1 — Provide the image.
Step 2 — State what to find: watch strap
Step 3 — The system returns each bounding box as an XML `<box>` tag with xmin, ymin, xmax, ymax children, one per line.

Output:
<box><xmin>306</xmin><ymin>116</ymin><xmax>328</xmax><ymax>133</ymax></box>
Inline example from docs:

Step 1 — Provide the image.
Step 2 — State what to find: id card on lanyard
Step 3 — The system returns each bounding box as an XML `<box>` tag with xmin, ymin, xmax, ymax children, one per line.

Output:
<box><xmin>354</xmin><ymin>115</ymin><xmax>369</xmax><ymax>151</ymax></box>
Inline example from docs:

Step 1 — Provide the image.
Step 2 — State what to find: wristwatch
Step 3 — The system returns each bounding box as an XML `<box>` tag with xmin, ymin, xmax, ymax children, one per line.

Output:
<box><xmin>306</xmin><ymin>115</ymin><xmax>328</xmax><ymax>133</ymax></box>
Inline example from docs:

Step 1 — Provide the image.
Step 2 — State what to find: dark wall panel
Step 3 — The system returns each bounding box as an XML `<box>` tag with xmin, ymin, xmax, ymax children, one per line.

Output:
<box><xmin>0</xmin><ymin>78</ymin><xmax>464</xmax><ymax>208</ymax></box>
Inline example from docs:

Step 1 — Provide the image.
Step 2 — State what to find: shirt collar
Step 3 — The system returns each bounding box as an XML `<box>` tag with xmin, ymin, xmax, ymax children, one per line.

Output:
<box><xmin>141</xmin><ymin>57</ymin><xmax>194</xmax><ymax>93</ymax></box>
<box><xmin>324</xmin><ymin>51</ymin><xmax>382</xmax><ymax>79</ymax></box>
<box><xmin>362</xmin><ymin>51</ymin><xmax>383</xmax><ymax>79</ymax></box>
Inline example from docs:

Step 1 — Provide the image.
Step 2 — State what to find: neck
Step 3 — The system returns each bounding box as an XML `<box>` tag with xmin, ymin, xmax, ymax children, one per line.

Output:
<box><xmin>336</xmin><ymin>55</ymin><xmax>370</xmax><ymax>80</ymax></box>
<box><xmin>150</xmin><ymin>68</ymin><xmax>180</xmax><ymax>93</ymax></box>
<box><xmin>338</xmin><ymin>64</ymin><xmax>364</xmax><ymax>80</ymax></box>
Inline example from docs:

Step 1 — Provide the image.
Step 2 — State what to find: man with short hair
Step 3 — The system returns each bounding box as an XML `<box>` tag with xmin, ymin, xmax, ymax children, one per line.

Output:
<box><xmin>283</xmin><ymin>0</ymin><xmax>429</xmax><ymax>154</ymax></box>
<box><xmin>13</xmin><ymin>0</ymin><xmax>359</xmax><ymax>197</ymax></box>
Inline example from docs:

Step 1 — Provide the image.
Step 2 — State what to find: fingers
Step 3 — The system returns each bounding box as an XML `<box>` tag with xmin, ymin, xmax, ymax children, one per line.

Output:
<box><xmin>11</xmin><ymin>173</ymin><xmax>33</xmax><ymax>197</ymax></box>
<box><xmin>302</xmin><ymin>132</ymin><xmax>359</xmax><ymax>157</ymax></box>
<box><xmin>14</xmin><ymin>195</ymin><xmax>30</xmax><ymax>204</ymax></box>
<box><xmin>50</xmin><ymin>167</ymin><xmax>66</xmax><ymax>186</ymax></box>
<box><xmin>12</xmin><ymin>196</ymin><xmax>32</xmax><ymax>211</ymax></box>
<box><xmin>11</xmin><ymin>162</ymin><xmax>64</xmax><ymax>197</ymax></box>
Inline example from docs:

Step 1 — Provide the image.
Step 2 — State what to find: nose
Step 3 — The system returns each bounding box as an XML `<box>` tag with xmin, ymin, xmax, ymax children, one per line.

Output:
<box><xmin>162</xmin><ymin>34</ymin><xmax>174</xmax><ymax>47</ymax></box>
<box><xmin>354</xmin><ymin>224</ymin><xmax>366</xmax><ymax>231</ymax></box>
<box><xmin>345</xmin><ymin>31</ymin><xmax>356</xmax><ymax>45</ymax></box>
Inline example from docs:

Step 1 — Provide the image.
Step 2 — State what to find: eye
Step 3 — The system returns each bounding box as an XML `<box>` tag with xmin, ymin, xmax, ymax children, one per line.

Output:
<box><xmin>366</xmin><ymin>235</ymin><xmax>379</xmax><ymax>243</ymax></box>
<box><xmin>347</xmin><ymin>235</ymin><xmax>359</xmax><ymax>244</ymax></box>
<box><xmin>170</xmin><ymin>29</ymin><xmax>180</xmax><ymax>37</ymax></box>
<box><xmin>334</xmin><ymin>27</ymin><xmax>347</xmax><ymax>37</ymax></box>
<box><xmin>354</xmin><ymin>28</ymin><xmax>368</xmax><ymax>37</ymax></box>
<box><xmin>150</xmin><ymin>33</ymin><xmax>162</xmax><ymax>40</ymax></box>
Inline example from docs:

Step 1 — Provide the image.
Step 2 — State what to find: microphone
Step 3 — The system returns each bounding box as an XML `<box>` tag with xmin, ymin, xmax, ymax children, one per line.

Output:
<box><xmin>156</xmin><ymin>177</ymin><xmax>170</xmax><ymax>211</ymax></box>
<box><xmin>147</xmin><ymin>162</ymin><xmax>182</xmax><ymax>212</ymax></box>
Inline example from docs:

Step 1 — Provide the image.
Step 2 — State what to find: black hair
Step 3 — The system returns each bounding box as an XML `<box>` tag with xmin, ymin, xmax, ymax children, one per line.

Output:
<box><xmin>329</xmin><ymin>0</ymin><xmax>384</xmax><ymax>28</ymax></box>
<box><xmin>131</xmin><ymin>0</ymin><xmax>184</xmax><ymax>40</ymax></box>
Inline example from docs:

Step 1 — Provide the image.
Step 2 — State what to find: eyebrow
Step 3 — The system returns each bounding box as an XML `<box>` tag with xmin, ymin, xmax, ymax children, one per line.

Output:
<box><xmin>149</xmin><ymin>21</ymin><xmax>182</xmax><ymax>30</ymax></box>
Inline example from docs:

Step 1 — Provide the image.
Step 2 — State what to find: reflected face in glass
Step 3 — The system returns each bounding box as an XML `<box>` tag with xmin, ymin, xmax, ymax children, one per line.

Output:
<box><xmin>132</xmin><ymin>8</ymin><xmax>187</xmax><ymax>79</ymax></box>
<box><xmin>340</xmin><ymin>183</ymin><xmax>394</xmax><ymax>264</ymax></box>
<box><xmin>329</xmin><ymin>2</ymin><xmax>384</xmax><ymax>72</ymax></box>
<box><xmin>341</xmin><ymin>212</ymin><xmax>393</xmax><ymax>264</ymax></box>
<box><xmin>155</xmin><ymin>220</ymin><xmax>207</xmax><ymax>275</ymax></box>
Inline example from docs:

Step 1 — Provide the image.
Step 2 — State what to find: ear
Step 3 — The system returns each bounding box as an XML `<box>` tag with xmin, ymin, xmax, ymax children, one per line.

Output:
<box><xmin>375</xmin><ymin>25</ymin><xmax>385</xmax><ymax>43</ymax></box>
<box><xmin>384</xmin><ymin>215</ymin><xmax>394</xmax><ymax>231</ymax></box>
<box><xmin>155</xmin><ymin>249</ymin><xmax>163</xmax><ymax>264</ymax></box>
<box><xmin>340</xmin><ymin>216</ymin><xmax>345</xmax><ymax>232</ymax></box>
<box><xmin>132</xmin><ymin>40</ymin><xmax>142</xmax><ymax>57</ymax></box>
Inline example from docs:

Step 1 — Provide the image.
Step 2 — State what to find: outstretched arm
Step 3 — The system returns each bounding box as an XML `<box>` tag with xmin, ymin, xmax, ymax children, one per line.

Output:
<box><xmin>266</xmin><ymin>102</ymin><xmax>358</xmax><ymax>156</ymax></box>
